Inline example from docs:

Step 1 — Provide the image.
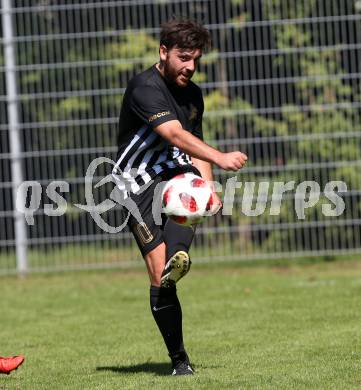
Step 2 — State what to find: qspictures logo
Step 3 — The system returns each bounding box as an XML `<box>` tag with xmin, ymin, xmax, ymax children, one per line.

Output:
<box><xmin>14</xmin><ymin>157</ymin><xmax>348</xmax><ymax>233</ymax></box>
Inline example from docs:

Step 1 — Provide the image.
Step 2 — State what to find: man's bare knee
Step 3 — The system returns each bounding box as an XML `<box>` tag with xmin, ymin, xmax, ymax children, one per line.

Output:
<box><xmin>144</xmin><ymin>243</ymin><xmax>167</xmax><ymax>286</ymax></box>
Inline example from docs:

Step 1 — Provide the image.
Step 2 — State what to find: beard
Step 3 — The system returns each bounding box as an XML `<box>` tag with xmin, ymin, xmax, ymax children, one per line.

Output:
<box><xmin>163</xmin><ymin>60</ymin><xmax>192</xmax><ymax>87</ymax></box>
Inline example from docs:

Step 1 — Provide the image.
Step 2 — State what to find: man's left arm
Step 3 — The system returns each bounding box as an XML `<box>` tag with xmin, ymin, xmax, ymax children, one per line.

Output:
<box><xmin>190</xmin><ymin>95</ymin><xmax>212</xmax><ymax>180</ymax></box>
<box><xmin>191</xmin><ymin>158</ymin><xmax>213</xmax><ymax>182</ymax></box>
<box><xmin>191</xmin><ymin>97</ymin><xmax>222</xmax><ymax>207</ymax></box>
<box><xmin>191</xmin><ymin>157</ymin><xmax>222</xmax><ymax>210</ymax></box>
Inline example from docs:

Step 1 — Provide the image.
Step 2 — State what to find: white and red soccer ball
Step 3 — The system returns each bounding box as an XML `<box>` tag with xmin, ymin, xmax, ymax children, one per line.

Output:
<box><xmin>161</xmin><ymin>173</ymin><xmax>221</xmax><ymax>226</ymax></box>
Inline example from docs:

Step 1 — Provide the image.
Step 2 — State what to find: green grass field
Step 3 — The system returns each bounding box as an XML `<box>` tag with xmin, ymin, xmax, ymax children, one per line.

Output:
<box><xmin>1</xmin><ymin>258</ymin><xmax>361</xmax><ymax>389</ymax></box>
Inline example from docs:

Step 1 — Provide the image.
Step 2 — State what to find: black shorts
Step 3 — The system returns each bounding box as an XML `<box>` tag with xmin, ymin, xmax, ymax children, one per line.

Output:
<box><xmin>125</xmin><ymin>165</ymin><xmax>201</xmax><ymax>258</ymax></box>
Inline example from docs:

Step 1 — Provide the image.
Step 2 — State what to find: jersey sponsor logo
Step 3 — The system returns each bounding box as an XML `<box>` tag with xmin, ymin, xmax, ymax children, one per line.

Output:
<box><xmin>148</xmin><ymin>111</ymin><xmax>171</xmax><ymax>123</ymax></box>
<box><xmin>135</xmin><ymin>222</ymin><xmax>154</xmax><ymax>245</ymax></box>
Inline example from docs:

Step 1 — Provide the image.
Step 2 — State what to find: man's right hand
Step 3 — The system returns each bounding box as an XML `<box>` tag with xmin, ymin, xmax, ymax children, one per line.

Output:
<box><xmin>215</xmin><ymin>151</ymin><xmax>248</xmax><ymax>171</ymax></box>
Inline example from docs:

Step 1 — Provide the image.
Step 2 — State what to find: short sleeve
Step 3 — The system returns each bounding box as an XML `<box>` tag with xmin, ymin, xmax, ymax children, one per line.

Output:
<box><xmin>130</xmin><ymin>85</ymin><xmax>177</xmax><ymax>128</ymax></box>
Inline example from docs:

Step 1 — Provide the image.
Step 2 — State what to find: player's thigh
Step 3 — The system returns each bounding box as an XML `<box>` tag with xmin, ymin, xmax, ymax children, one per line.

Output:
<box><xmin>126</xmin><ymin>181</ymin><xmax>165</xmax><ymax>259</ymax></box>
<box><xmin>143</xmin><ymin>242</ymin><xmax>166</xmax><ymax>286</ymax></box>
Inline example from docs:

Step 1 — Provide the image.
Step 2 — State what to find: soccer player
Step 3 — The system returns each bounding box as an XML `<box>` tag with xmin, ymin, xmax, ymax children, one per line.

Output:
<box><xmin>112</xmin><ymin>18</ymin><xmax>247</xmax><ymax>375</ymax></box>
<box><xmin>0</xmin><ymin>355</ymin><xmax>24</xmax><ymax>375</ymax></box>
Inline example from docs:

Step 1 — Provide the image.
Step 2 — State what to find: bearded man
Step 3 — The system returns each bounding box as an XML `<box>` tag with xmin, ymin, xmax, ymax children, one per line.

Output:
<box><xmin>112</xmin><ymin>18</ymin><xmax>247</xmax><ymax>375</ymax></box>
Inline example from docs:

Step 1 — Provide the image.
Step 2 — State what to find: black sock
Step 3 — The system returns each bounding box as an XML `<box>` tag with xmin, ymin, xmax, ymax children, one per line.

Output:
<box><xmin>150</xmin><ymin>285</ymin><xmax>185</xmax><ymax>359</ymax></box>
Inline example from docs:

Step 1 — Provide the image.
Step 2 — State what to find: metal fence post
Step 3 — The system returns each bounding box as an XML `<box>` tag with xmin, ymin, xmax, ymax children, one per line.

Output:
<box><xmin>2</xmin><ymin>0</ymin><xmax>28</xmax><ymax>275</ymax></box>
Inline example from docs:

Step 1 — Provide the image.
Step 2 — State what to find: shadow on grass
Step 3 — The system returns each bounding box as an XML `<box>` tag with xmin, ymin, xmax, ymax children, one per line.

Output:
<box><xmin>96</xmin><ymin>362</ymin><xmax>170</xmax><ymax>376</ymax></box>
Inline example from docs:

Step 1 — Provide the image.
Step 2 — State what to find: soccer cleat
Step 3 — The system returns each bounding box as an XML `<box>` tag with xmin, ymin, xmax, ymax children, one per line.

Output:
<box><xmin>161</xmin><ymin>251</ymin><xmax>191</xmax><ymax>288</ymax></box>
<box><xmin>171</xmin><ymin>351</ymin><xmax>194</xmax><ymax>376</ymax></box>
<box><xmin>172</xmin><ymin>361</ymin><xmax>194</xmax><ymax>376</ymax></box>
<box><xmin>0</xmin><ymin>355</ymin><xmax>25</xmax><ymax>375</ymax></box>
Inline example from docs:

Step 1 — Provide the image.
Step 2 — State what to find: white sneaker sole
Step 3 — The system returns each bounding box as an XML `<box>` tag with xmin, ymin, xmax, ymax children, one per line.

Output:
<box><xmin>161</xmin><ymin>251</ymin><xmax>191</xmax><ymax>288</ymax></box>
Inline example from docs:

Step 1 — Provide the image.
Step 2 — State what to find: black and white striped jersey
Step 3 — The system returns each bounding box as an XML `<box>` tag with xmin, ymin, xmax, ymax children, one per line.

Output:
<box><xmin>112</xmin><ymin>64</ymin><xmax>204</xmax><ymax>196</ymax></box>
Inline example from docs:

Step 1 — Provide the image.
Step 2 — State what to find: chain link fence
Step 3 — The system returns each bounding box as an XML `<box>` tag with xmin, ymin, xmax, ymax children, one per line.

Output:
<box><xmin>1</xmin><ymin>0</ymin><xmax>361</xmax><ymax>274</ymax></box>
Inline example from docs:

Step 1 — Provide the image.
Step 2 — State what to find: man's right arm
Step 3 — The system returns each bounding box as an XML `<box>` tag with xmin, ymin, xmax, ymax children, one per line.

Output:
<box><xmin>154</xmin><ymin>120</ymin><xmax>248</xmax><ymax>171</ymax></box>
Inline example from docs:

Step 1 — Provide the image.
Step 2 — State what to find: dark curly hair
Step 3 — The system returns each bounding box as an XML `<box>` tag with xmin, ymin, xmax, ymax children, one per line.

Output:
<box><xmin>160</xmin><ymin>18</ymin><xmax>211</xmax><ymax>51</ymax></box>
